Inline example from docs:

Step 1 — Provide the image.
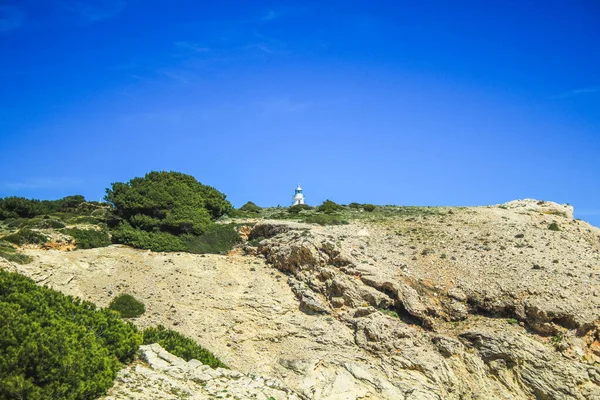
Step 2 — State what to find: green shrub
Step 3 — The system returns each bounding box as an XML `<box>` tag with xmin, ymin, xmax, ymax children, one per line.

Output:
<box><xmin>0</xmin><ymin>270</ymin><xmax>141</xmax><ymax>400</ymax></box>
<box><xmin>0</xmin><ymin>240</ymin><xmax>32</xmax><ymax>264</ymax></box>
<box><xmin>548</xmin><ymin>222</ymin><xmax>561</xmax><ymax>231</ymax></box>
<box><xmin>0</xmin><ymin>195</ymin><xmax>90</xmax><ymax>220</ymax></box>
<box><xmin>105</xmin><ymin>171</ymin><xmax>232</xmax><ymax>236</ymax></box>
<box><xmin>288</xmin><ymin>204</ymin><xmax>312</xmax><ymax>214</ymax></box>
<box><xmin>111</xmin><ymin>222</ymin><xmax>186</xmax><ymax>252</ymax></box>
<box><xmin>239</xmin><ymin>201</ymin><xmax>262</xmax><ymax>213</ymax></box>
<box><xmin>143</xmin><ymin>325</ymin><xmax>227</xmax><ymax>368</ymax></box>
<box><xmin>34</xmin><ymin>219</ymin><xmax>66</xmax><ymax>229</ymax></box>
<box><xmin>182</xmin><ymin>224</ymin><xmax>241</xmax><ymax>254</ymax></box>
<box><xmin>348</xmin><ymin>202</ymin><xmax>362</xmax><ymax>209</ymax></box>
<box><xmin>67</xmin><ymin>215</ymin><xmax>105</xmax><ymax>225</ymax></box>
<box><xmin>3</xmin><ymin>228</ymin><xmax>47</xmax><ymax>245</ymax></box>
<box><xmin>316</xmin><ymin>200</ymin><xmax>344</xmax><ymax>214</ymax></box>
<box><xmin>108</xmin><ymin>294</ymin><xmax>146</xmax><ymax>318</ymax></box>
<box><xmin>63</xmin><ymin>228</ymin><xmax>111</xmax><ymax>249</ymax></box>
<box><xmin>362</xmin><ymin>204</ymin><xmax>377</xmax><ymax>212</ymax></box>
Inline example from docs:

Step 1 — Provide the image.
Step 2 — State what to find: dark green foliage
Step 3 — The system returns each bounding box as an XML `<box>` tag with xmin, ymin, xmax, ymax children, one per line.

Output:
<box><xmin>362</xmin><ymin>204</ymin><xmax>377</xmax><ymax>212</ymax></box>
<box><xmin>111</xmin><ymin>221</ymin><xmax>186</xmax><ymax>252</ymax></box>
<box><xmin>0</xmin><ymin>240</ymin><xmax>32</xmax><ymax>264</ymax></box>
<box><xmin>288</xmin><ymin>204</ymin><xmax>312</xmax><ymax>214</ymax></box>
<box><xmin>63</xmin><ymin>228</ymin><xmax>111</xmax><ymax>249</ymax></box>
<box><xmin>239</xmin><ymin>201</ymin><xmax>262</xmax><ymax>213</ymax></box>
<box><xmin>182</xmin><ymin>224</ymin><xmax>242</xmax><ymax>254</ymax></box>
<box><xmin>32</xmin><ymin>219</ymin><xmax>66</xmax><ymax>229</ymax></box>
<box><xmin>143</xmin><ymin>325</ymin><xmax>227</xmax><ymax>368</ymax></box>
<box><xmin>317</xmin><ymin>200</ymin><xmax>344</xmax><ymax>214</ymax></box>
<box><xmin>548</xmin><ymin>222</ymin><xmax>561</xmax><ymax>231</ymax></box>
<box><xmin>304</xmin><ymin>214</ymin><xmax>349</xmax><ymax>226</ymax></box>
<box><xmin>105</xmin><ymin>171</ymin><xmax>232</xmax><ymax>237</ymax></box>
<box><xmin>3</xmin><ymin>228</ymin><xmax>47</xmax><ymax>245</ymax></box>
<box><xmin>0</xmin><ymin>270</ymin><xmax>141</xmax><ymax>400</ymax></box>
<box><xmin>348</xmin><ymin>202</ymin><xmax>361</xmax><ymax>209</ymax></box>
<box><xmin>0</xmin><ymin>195</ymin><xmax>90</xmax><ymax>220</ymax></box>
<box><xmin>108</xmin><ymin>294</ymin><xmax>146</xmax><ymax>318</ymax></box>
<box><xmin>67</xmin><ymin>215</ymin><xmax>105</xmax><ymax>225</ymax></box>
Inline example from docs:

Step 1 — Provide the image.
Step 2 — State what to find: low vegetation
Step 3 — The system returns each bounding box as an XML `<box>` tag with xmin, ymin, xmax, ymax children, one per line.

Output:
<box><xmin>0</xmin><ymin>240</ymin><xmax>32</xmax><ymax>264</ymax></box>
<box><xmin>548</xmin><ymin>222</ymin><xmax>561</xmax><ymax>231</ymax></box>
<box><xmin>239</xmin><ymin>201</ymin><xmax>262</xmax><ymax>213</ymax></box>
<box><xmin>142</xmin><ymin>325</ymin><xmax>227</xmax><ymax>368</ymax></box>
<box><xmin>63</xmin><ymin>227</ymin><xmax>111</xmax><ymax>249</ymax></box>
<box><xmin>317</xmin><ymin>199</ymin><xmax>344</xmax><ymax>214</ymax></box>
<box><xmin>0</xmin><ymin>270</ymin><xmax>141</xmax><ymax>400</ymax></box>
<box><xmin>2</xmin><ymin>228</ymin><xmax>47</xmax><ymax>246</ymax></box>
<box><xmin>108</xmin><ymin>294</ymin><xmax>146</xmax><ymax>318</ymax></box>
<box><xmin>182</xmin><ymin>224</ymin><xmax>241</xmax><ymax>254</ymax></box>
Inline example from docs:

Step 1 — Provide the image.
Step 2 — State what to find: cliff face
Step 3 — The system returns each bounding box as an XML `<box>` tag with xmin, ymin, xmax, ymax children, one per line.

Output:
<box><xmin>3</xmin><ymin>200</ymin><xmax>600</xmax><ymax>399</ymax></box>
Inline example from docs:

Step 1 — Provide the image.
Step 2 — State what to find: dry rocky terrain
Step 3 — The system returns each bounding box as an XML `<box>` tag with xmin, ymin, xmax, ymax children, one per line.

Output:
<box><xmin>2</xmin><ymin>199</ymin><xmax>600</xmax><ymax>399</ymax></box>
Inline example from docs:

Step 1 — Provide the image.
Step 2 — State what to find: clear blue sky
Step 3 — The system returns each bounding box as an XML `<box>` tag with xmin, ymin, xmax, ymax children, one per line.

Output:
<box><xmin>1</xmin><ymin>1</ymin><xmax>599</xmax><ymax>225</ymax></box>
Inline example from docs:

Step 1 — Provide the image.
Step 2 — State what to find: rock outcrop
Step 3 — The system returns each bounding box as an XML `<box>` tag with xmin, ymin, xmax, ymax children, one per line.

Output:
<box><xmin>4</xmin><ymin>200</ymin><xmax>600</xmax><ymax>399</ymax></box>
<box><xmin>103</xmin><ymin>343</ymin><xmax>300</xmax><ymax>399</ymax></box>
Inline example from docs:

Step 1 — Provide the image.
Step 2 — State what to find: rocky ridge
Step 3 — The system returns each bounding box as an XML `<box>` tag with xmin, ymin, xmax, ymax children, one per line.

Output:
<box><xmin>3</xmin><ymin>199</ymin><xmax>600</xmax><ymax>399</ymax></box>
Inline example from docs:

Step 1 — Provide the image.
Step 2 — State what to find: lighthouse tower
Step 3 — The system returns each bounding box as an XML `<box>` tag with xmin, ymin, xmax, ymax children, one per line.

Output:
<box><xmin>292</xmin><ymin>184</ymin><xmax>305</xmax><ymax>205</ymax></box>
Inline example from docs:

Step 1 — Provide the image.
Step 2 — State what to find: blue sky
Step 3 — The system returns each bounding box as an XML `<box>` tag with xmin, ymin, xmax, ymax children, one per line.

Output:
<box><xmin>0</xmin><ymin>1</ymin><xmax>599</xmax><ymax>225</ymax></box>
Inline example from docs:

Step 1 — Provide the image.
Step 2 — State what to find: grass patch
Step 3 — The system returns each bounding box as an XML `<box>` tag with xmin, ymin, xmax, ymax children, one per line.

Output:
<box><xmin>303</xmin><ymin>214</ymin><xmax>349</xmax><ymax>225</ymax></box>
<box><xmin>182</xmin><ymin>224</ymin><xmax>241</xmax><ymax>254</ymax></box>
<box><xmin>62</xmin><ymin>227</ymin><xmax>111</xmax><ymax>249</ymax></box>
<box><xmin>2</xmin><ymin>228</ymin><xmax>47</xmax><ymax>246</ymax></box>
<box><xmin>67</xmin><ymin>215</ymin><xmax>106</xmax><ymax>225</ymax></box>
<box><xmin>0</xmin><ymin>240</ymin><xmax>32</xmax><ymax>264</ymax></box>
<box><xmin>108</xmin><ymin>294</ymin><xmax>146</xmax><ymax>318</ymax></box>
<box><xmin>143</xmin><ymin>325</ymin><xmax>227</xmax><ymax>368</ymax></box>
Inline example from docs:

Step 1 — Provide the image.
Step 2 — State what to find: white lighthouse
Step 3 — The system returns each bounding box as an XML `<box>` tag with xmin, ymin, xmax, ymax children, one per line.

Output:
<box><xmin>292</xmin><ymin>184</ymin><xmax>305</xmax><ymax>205</ymax></box>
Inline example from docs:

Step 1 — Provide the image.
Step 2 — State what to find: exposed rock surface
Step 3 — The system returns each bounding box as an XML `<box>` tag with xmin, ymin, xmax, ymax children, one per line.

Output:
<box><xmin>3</xmin><ymin>200</ymin><xmax>600</xmax><ymax>399</ymax></box>
<box><xmin>102</xmin><ymin>343</ymin><xmax>300</xmax><ymax>399</ymax></box>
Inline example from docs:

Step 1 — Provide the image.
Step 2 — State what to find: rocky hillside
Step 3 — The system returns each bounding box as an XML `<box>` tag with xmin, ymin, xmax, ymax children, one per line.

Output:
<box><xmin>2</xmin><ymin>199</ymin><xmax>600</xmax><ymax>399</ymax></box>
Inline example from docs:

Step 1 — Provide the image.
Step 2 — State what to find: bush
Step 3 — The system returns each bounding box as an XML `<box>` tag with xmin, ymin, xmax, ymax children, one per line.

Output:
<box><xmin>33</xmin><ymin>219</ymin><xmax>66</xmax><ymax>229</ymax></box>
<box><xmin>0</xmin><ymin>240</ymin><xmax>32</xmax><ymax>264</ymax></box>
<box><xmin>143</xmin><ymin>325</ymin><xmax>227</xmax><ymax>368</ymax></box>
<box><xmin>288</xmin><ymin>204</ymin><xmax>312</xmax><ymax>214</ymax></box>
<box><xmin>108</xmin><ymin>294</ymin><xmax>146</xmax><ymax>318</ymax></box>
<box><xmin>0</xmin><ymin>195</ymin><xmax>90</xmax><ymax>220</ymax></box>
<box><xmin>0</xmin><ymin>270</ymin><xmax>141</xmax><ymax>400</ymax></box>
<box><xmin>362</xmin><ymin>204</ymin><xmax>377</xmax><ymax>212</ymax></box>
<box><xmin>182</xmin><ymin>224</ymin><xmax>242</xmax><ymax>254</ymax></box>
<box><xmin>316</xmin><ymin>200</ymin><xmax>344</xmax><ymax>214</ymax></box>
<box><xmin>548</xmin><ymin>222</ymin><xmax>561</xmax><ymax>231</ymax></box>
<box><xmin>63</xmin><ymin>228</ymin><xmax>111</xmax><ymax>249</ymax></box>
<box><xmin>105</xmin><ymin>171</ymin><xmax>232</xmax><ymax>236</ymax></box>
<box><xmin>239</xmin><ymin>201</ymin><xmax>262</xmax><ymax>213</ymax></box>
<box><xmin>348</xmin><ymin>202</ymin><xmax>362</xmax><ymax>209</ymax></box>
<box><xmin>111</xmin><ymin>221</ymin><xmax>185</xmax><ymax>252</ymax></box>
<box><xmin>3</xmin><ymin>228</ymin><xmax>47</xmax><ymax>245</ymax></box>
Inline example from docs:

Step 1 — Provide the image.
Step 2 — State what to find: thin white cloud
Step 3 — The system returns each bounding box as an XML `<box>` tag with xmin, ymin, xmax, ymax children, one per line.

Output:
<box><xmin>3</xmin><ymin>177</ymin><xmax>83</xmax><ymax>191</ymax></box>
<box><xmin>549</xmin><ymin>87</ymin><xmax>599</xmax><ymax>99</ymax></box>
<box><xmin>0</xmin><ymin>5</ymin><xmax>23</xmax><ymax>32</ymax></box>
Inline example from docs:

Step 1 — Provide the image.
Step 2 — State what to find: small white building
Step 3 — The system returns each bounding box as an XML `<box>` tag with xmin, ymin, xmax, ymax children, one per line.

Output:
<box><xmin>292</xmin><ymin>184</ymin><xmax>305</xmax><ymax>205</ymax></box>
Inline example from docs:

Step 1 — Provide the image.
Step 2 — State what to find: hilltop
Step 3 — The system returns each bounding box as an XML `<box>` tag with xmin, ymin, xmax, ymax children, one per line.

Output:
<box><xmin>2</xmin><ymin>198</ymin><xmax>600</xmax><ymax>399</ymax></box>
